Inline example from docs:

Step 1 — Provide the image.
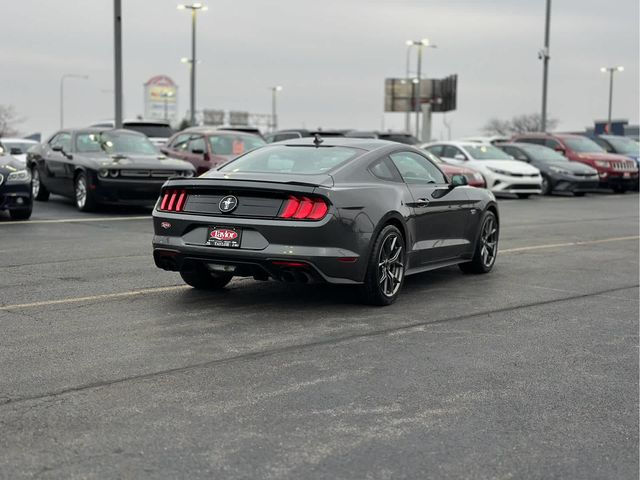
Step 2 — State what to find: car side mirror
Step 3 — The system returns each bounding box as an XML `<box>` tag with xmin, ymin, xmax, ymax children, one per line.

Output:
<box><xmin>160</xmin><ymin>147</ymin><xmax>169</xmax><ymax>154</ymax></box>
<box><xmin>191</xmin><ymin>148</ymin><xmax>205</xmax><ymax>155</ymax></box>
<box><xmin>453</xmin><ymin>153</ymin><xmax>467</xmax><ymax>161</ymax></box>
<box><xmin>450</xmin><ymin>174</ymin><xmax>468</xmax><ymax>188</ymax></box>
<box><xmin>52</xmin><ymin>145</ymin><xmax>63</xmax><ymax>152</ymax></box>
<box><xmin>10</xmin><ymin>147</ymin><xmax>22</xmax><ymax>155</ymax></box>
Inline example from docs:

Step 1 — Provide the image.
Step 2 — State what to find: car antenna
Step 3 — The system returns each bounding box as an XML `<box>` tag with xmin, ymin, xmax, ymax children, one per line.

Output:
<box><xmin>313</xmin><ymin>133</ymin><xmax>323</xmax><ymax>148</ymax></box>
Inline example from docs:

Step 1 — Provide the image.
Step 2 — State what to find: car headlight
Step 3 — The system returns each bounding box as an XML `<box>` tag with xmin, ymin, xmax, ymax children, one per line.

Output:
<box><xmin>549</xmin><ymin>166</ymin><xmax>572</xmax><ymax>175</ymax></box>
<box><xmin>487</xmin><ymin>167</ymin><xmax>511</xmax><ymax>176</ymax></box>
<box><xmin>594</xmin><ymin>160</ymin><xmax>608</xmax><ymax>167</ymax></box>
<box><xmin>6</xmin><ymin>169</ymin><xmax>31</xmax><ymax>184</ymax></box>
<box><xmin>108</xmin><ymin>170</ymin><xmax>119</xmax><ymax>178</ymax></box>
<box><xmin>98</xmin><ymin>169</ymin><xmax>109</xmax><ymax>178</ymax></box>
<box><xmin>181</xmin><ymin>170</ymin><xmax>195</xmax><ymax>177</ymax></box>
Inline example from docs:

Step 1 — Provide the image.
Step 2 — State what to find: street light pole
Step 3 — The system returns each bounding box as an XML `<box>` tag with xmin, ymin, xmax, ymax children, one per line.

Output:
<box><xmin>271</xmin><ymin>86</ymin><xmax>283</xmax><ymax>132</ymax></box>
<box><xmin>178</xmin><ymin>3</ymin><xmax>207</xmax><ymax>127</ymax></box>
<box><xmin>601</xmin><ymin>66</ymin><xmax>624</xmax><ymax>132</ymax></box>
<box><xmin>406</xmin><ymin>39</ymin><xmax>435</xmax><ymax>140</ymax></box>
<box><xmin>540</xmin><ymin>0</ymin><xmax>551</xmax><ymax>132</ymax></box>
<box><xmin>114</xmin><ymin>0</ymin><xmax>123</xmax><ymax>129</ymax></box>
<box><xmin>60</xmin><ymin>74</ymin><xmax>89</xmax><ymax>128</ymax></box>
<box><xmin>161</xmin><ymin>91</ymin><xmax>174</xmax><ymax>121</ymax></box>
<box><xmin>404</xmin><ymin>43</ymin><xmax>415</xmax><ymax>132</ymax></box>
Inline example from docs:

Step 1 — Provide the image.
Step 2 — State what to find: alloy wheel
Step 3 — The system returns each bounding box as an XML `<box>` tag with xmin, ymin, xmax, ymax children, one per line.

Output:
<box><xmin>32</xmin><ymin>169</ymin><xmax>40</xmax><ymax>197</ymax></box>
<box><xmin>75</xmin><ymin>176</ymin><xmax>87</xmax><ymax>208</ymax></box>
<box><xmin>480</xmin><ymin>216</ymin><xmax>498</xmax><ymax>268</ymax></box>
<box><xmin>377</xmin><ymin>233</ymin><xmax>405</xmax><ymax>297</ymax></box>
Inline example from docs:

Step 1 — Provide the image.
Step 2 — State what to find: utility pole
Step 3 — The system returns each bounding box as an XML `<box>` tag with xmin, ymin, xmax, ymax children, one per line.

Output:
<box><xmin>114</xmin><ymin>0</ymin><xmax>123</xmax><ymax>128</ymax></box>
<box><xmin>601</xmin><ymin>66</ymin><xmax>624</xmax><ymax>132</ymax></box>
<box><xmin>540</xmin><ymin>0</ymin><xmax>551</xmax><ymax>132</ymax></box>
<box><xmin>178</xmin><ymin>4</ymin><xmax>207</xmax><ymax>126</ymax></box>
<box><xmin>414</xmin><ymin>44</ymin><xmax>423</xmax><ymax>139</ymax></box>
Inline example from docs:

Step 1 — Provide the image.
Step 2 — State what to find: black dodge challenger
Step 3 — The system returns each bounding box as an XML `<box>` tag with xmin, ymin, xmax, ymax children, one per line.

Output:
<box><xmin>27</xmin><ymin>128</ymin><xmax>195</xmax><ymax>211</ymax></box>
<box><xmin>152</xmin><ymin>137</ymin><xmax>499</xmax><ymax>305</ymax></box>
<box><xmin>0</xmin><ymin>149</ymin><xmax>32</xmax><ymax>220</ymax></box>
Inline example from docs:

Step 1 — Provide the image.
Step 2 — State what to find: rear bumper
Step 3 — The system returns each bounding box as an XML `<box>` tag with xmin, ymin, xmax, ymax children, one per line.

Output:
<box><xmin>152</xmin><ymin>211</ymin><xmax>367</xmax><ymax>284</ymax></box>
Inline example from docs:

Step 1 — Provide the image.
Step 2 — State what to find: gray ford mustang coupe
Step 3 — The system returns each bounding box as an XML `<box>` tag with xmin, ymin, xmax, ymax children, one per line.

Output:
<box><xmin>152</xmin><ymin>137</ymin><xmax>499</xmax><ymax>305</ymax></box>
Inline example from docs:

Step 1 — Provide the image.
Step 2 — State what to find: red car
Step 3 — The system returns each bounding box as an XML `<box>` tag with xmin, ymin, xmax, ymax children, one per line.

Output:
<box><xmin>162</xmin><ymin>128</ymin><xmax>266</xmax><ymax>175</ymax></box>
<box><xmin>512</xmin><ymin>133</ymin><xmax>638</xmax><ymax>193</ymax></box>
<box><xmin>422</xmin><ymin>149</ymin><xmax>486</xmax><ymax>187</ymax></box>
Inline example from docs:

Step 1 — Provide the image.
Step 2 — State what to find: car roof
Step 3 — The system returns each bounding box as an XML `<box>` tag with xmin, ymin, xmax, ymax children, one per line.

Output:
<box><xmin>179</xmin><ymin>127</ymin><xmax>262</xmax><ymax>136</ymax></box>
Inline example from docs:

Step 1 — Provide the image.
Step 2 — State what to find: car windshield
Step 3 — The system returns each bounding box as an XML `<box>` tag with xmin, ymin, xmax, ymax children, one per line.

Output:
<box><xmin>604</xmin><ymin>136</ymin><xmax>640</xmax><ymax>155</ymax></box>
<box><xmin>377</xmin><ymin>133</ymin><xmax>419</xmax><ymax>145</ymax></box>
<box><xmin>123</xmin><ymin>123</ymin><xmax>173</xmax><ymax>138</ymax></box>
<box><xmin>209</xmin><ymin>134</ymin><xmax>266</xmax><ymax>156</ymax></box>
<box><xmin>518</xmin><ymin>144</ymin><xmax>568</xmax><ymax>162</ymax></box>
<box><xmin>76</xmin><ymin>131</ymin><xmax>158</xmax><ymax>155</ymax></box>
<box><xmin>216</xmin><ymin>145</ymin><xmax>361</xmax><ymax>175</ymax></box>
<box><xmin>562</xmin><ymin>136</ymin><xmax>605</xmax><ymax>153</ymax></box>
<box><xmin>464</xmin><ymin>144</ymin><xmax>513</xmax><ymax>160</ymax></box>
<box><xmin>1</xmin><ymin>141</ymin><xmax>36</xmax><ymax>154</ymax></box>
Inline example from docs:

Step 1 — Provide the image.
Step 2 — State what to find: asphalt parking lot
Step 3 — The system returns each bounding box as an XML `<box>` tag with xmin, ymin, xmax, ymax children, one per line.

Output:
<box><xmin>0</xmin><ymin>193</ymin><xmax>638</xmax><ymax>479</ymax></box>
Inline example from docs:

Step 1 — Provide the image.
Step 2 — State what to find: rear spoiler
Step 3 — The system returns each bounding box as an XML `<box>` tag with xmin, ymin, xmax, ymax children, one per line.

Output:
<box><xmin>162</xmin><ymin>176</ymin><xmax>333</xmax><ymax>195</ymax></box>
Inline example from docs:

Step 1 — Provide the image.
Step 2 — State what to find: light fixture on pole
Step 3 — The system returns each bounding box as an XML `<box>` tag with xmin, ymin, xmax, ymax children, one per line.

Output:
<box><xmin>600</xmin><ymin>66</ymin><xmax>624</xmax><ymax>133</ymax></box>
<box><xmin>406</xmin><ymin>39</ymin><xmax>436</xmax><ymax>139</ymax></box>
<box><xmin>270</xmin><ymin>86</ymin><xmax>283</xmax><ymax>132</ymax></box>
<box><xmin>60</xmin><ymin>74</ymin><xmax>89</xmax><ymax>128</ymax></box>
<box><xmin>177</xmin><ymin>3</ymin><xmax>207</xmax><ymax>126</ymax></box>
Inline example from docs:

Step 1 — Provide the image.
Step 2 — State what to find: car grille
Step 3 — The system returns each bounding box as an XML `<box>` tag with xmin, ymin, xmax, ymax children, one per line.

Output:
<box><xmin>573</xmin><ymin>172</ymin><xmax>598</xmax><ymax>178</ymax></box>
<box><xmin>120</xmin><ymin>170</ymin><xmax>184</xmax><ymax>178</ymax></box>
<box><xmin>611</xmin><ymin>161</ymin><xmax>637</xmax><ymax>172</ymax></box>
<box><xmin>509</xmin><ymin>173</ymin><xmax>539</xmax><ymax>178</ymax></box>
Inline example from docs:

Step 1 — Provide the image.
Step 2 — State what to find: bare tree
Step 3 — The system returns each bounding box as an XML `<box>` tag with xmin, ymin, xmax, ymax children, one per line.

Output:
<box><xmin>0</xmin><ymin>105</ymin><xmax>25</xmax><ymax>137</ymax></box>
<box><xmin>483</xmin><ymin>113</ymin><xmax>558</xmax><ymax>136</ymax></box>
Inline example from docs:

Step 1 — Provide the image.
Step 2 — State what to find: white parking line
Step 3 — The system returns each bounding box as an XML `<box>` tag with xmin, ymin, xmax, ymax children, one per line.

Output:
<box><xmin>0</xmin><ymin>285</ymin><xmax>189</xmax><ymax>312</ymax></box>
<box><xmin>0</xmin><ymin>216</ymin><xmax>150</xmax><ymax>226</ymax></box>
<box><xmin>0</xmin><ymin>235</ymin><xmax>637</xmax><ymax>312</ymax></box>
<box><xmin>501</xmin><ymin>235</ymin><xmax>639</xmax><ymax>253</ymax></box>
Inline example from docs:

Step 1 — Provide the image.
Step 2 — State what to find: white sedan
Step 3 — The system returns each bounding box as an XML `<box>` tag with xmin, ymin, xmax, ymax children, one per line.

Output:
<box><xmin>422</xmin><ymin>141</ymin><xmax>543</xmax><ymax>198</ymax></box>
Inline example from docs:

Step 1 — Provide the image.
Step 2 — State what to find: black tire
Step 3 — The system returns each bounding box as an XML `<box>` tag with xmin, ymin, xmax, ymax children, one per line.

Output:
<box><xmin>180</xmin><ymin>264</ymin><xmax>233</xmax><ymax>290</ymax></box>
<box><xmin>359</xmin><ymin>224</ymin><xmax>406</xmax><ymax>306</ymax></box>
<box><xmin>573</xmin><ymin>192</ymin><xmax>586</xmax><ymax>197</ymax></box>
<box><xmin>9</xmin><ymin>207</ymin><xmax>32</xmax><ymax>220</ymax></box>
<box><xmin>516</xmin><ymin>193</ymin><xmax>531</xmax><ymax>199</ymax></box>
<box><xmin>540</xmin><ymin>175</ymin><xmax>552</xmax><ymax>195</ymax></box>
<box><xmin>74</xmin><ymin>172</ymin><xmax>98</xmax><ymax>212</ymax></box>
<box><xmin>459</xmin><ymin>210</ymin><xmax>499</xmax><ymax>274</ymax></box>
<box><xmin>31</xmin><ymin>167</ymin><xmax>49</xmax><ymax>201</ymax></box>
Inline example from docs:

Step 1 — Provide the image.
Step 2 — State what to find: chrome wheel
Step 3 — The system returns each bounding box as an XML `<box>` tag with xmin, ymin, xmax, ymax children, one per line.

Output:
<box><xmin>480</xmin><ymin>216</ymin><xmax>498</xmax><ymax>268</ymax></box>
<box><xmin>377</xmin><ymin>233</ymin><xmax>405</xmax><ymax>297</ymax></box>
<box><xmin>75</xmin><ymin>175</ymin><xmax>87</xmax><ymax>208</ymax></box>
<box><xmin>32</xmin><ymin>168</ymin><xmax>40</xmax><ymax>197</ymax></box>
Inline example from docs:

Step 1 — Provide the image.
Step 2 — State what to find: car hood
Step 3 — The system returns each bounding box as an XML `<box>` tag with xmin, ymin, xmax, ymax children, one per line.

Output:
<box><xmin>81</xmin><ymin>153</ymin><xmax>194</xmax><ymax>170</ymax></box>
<box><xmin>471</xmin><ymin>159</ymin><xmax>540</xmax><ymax>174</ymax></box>
<box><xmin>574</xmin><ymin>152</ymin><xmax>631</xmax><ymax>162</ymax></box>
<box><xmin>539</xmin><ymin>161</ymin><xmax>597</xmax><ymax>173</ymax></box>
<box><xmin>0</xmin><ymin>156</ymin><xmax>26</xmax><ymax>171</ymax></box>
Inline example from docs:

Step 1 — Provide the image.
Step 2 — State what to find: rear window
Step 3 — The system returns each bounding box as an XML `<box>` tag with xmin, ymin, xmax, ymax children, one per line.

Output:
<box><xmin>209</xmin><ymin>134</ymin><xmax>266</xmax><ymax>155</ymax></box>
<box><xmin>124</xmin><ymin>123</ymin><xmax>173</xmax><ymax>138</ymax></box>
<box><xmin>217</xmin><ymin>145</ymin><xmax>361</xmax><ymax>175</ymax></box>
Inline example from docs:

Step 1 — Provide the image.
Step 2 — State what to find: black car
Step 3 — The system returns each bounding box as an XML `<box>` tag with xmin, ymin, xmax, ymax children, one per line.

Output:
<box><xmin>152</xmin><ymin>137</ymin><xmax>499</xmax><ymax>305</ymax></box>
<box><xmin>0</xmin><ymin>149</ymin><xmax>32</xmax><ymax>220</ymax></box>
<box><xmin>27</xmin><ymin>129</ymin><xmax>195</xmax><ymax>211</ymax></box>
<box><xmin>496</xmin><ymin>142</ymin><xmax>600</xmax><ymax>196</ymax></box>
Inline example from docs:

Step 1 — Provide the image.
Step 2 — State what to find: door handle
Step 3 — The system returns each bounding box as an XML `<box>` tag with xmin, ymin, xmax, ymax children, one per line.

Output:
<box><xmin>415</xmin><ymin>198</ymin><xmax>430</xmax><ymax>206</ymax></box>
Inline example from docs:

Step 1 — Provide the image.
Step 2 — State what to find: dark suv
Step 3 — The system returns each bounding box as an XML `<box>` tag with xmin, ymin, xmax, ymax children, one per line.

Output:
<box><xmin>512</xmin><ymin>133</ymin><xmax>639</xmax><ymax>193</ymax></box>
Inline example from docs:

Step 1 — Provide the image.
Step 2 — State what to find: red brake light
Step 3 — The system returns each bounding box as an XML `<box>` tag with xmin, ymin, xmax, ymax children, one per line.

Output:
<box><xmin>278</xmin><ymin>196</ymin><xmax>328</xmax><ymax>221</ymax></box>
<box><xmin>159</xmin><ymin>189</ymin><xmax>188</xmax><ymax>212</ymax></box>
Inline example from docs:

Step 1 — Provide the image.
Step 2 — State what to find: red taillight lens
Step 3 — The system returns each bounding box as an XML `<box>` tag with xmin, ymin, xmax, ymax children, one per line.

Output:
<box><xmin>279</xmin><ymin>196</ymin><xmax>328</xmax><ymax>221</ymax></box>
<box><xmin>159</xmin><ymin>189</ymin><xmax>188</xmax><ymax>212</ymax></box>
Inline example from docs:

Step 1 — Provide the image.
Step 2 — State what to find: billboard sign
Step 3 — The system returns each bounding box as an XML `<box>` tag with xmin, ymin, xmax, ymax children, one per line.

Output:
<box><xmin>203</xmin><ymin>109</ymin><xmax>225</xmax><ymax>126</ymax></box>
<box><xmin>229</xmin><ymin>111</ymin><xmax>249</xmax><ymax>126</ymax></box>
<box><xmin>144</xmin><ymin>75</ymin><xmax>178</xmax><ymax>121</ymax></box>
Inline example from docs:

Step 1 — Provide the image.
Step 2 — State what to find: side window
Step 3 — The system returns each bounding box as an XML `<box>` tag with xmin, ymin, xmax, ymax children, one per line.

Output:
<box><xmin>390</xmin><ymin>152</ymin><xmax>447</xmax><ymax>185</ymax></box>
<box><xmin>188</xmin><ymin>136</ymin><xmax>206</xmax><ymax>153</ymax></box>
<box><xmin>51</xmin><ymin>133</ymin><xmax>71</xmax><ymax>151</ymax></box>
<box><xmin>544</xmin><ymin>139</ymin><xmax>560</xmax><ymax>149</ymax></box>
<box><xmin>519</xmin><ymin>137</ymin><xmax>545</xmax><ymax>146</ymax></box>
<box><xmin>170</xmin><ymin>134</ymin><xmax>191</xmax><ymax>151</ymax></box>
<box><xmin>274</xmin><ymin>133</ymin><xmax>301</xmax><ymax>142</ymax></box>
<box><xmin>593</xmin><ymin>138</ymin><xmax>613</xmax><ymax>152</ymax></box>
<box><xmin>368</xmin><ymin>158</ymin><xmax>402</xmax><ymax>182</ymax></box>
<box><xmin>503</xmin><ymin>146</ymin><xmax>527</xmax><ymax>161</ymax></box>
<box><xmin>426</xmin><ymin>145</ymin><xmax>443</xmax><ymax>156</ymax></box>
<box><xmin>442</xmin><ymin>145</ymin><xmax>463</xmax><ymax>159</ymax></box>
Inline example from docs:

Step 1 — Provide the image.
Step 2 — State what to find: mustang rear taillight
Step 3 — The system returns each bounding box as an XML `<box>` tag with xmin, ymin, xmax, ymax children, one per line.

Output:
<box><xmin>159</xmin><ymin>189</ymin><xmax>187</xmax><ymax>212</ymax></box>
<box><xmin>279</xmin><ymin>196</ymin><xmax>328</xmax><ymax>220</ymax></box>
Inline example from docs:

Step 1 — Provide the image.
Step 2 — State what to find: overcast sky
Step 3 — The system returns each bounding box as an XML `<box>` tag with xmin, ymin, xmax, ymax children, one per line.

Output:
<box><xmin>1</xmin><ymin>0</ymin><xmax>638</xmax><ymax>139</ymax></box>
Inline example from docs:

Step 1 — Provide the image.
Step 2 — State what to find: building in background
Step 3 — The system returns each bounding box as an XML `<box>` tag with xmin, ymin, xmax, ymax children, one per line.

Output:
<box><xmin>143</xmin><ymin>75</ymin><xmax>178</xmax><ymax>122</ymax></box>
